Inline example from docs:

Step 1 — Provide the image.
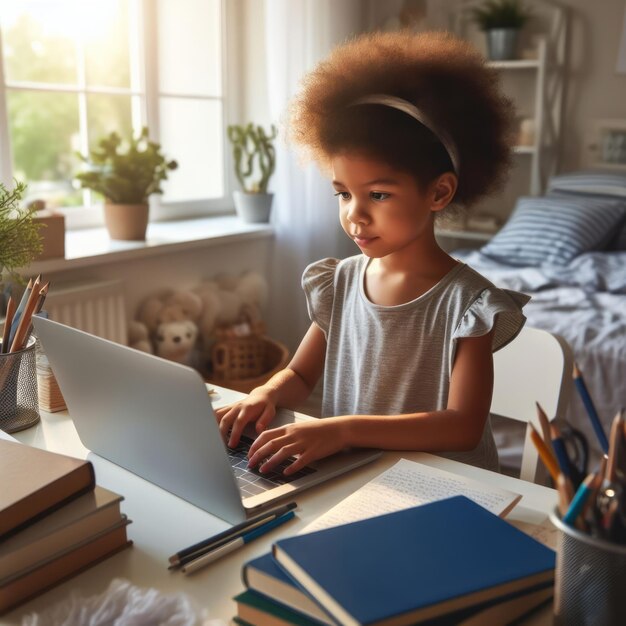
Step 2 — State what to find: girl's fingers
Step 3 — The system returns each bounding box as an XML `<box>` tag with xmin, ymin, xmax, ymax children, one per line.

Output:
<box><xmin>284</xmin><ymin>452</ymin><xmax>312</xmax><ymax>475</ymax></box>
<box><xmin>255</xmin><ymin>405</ymin><xmax>276</xmax><ymax>433</ymax></box>
<box><xmin>258</xmin><ymin>443</ymin><xmax>301</xmax><ymax>474</ymax></box>
<box><xmin>248</xmin><ymin>433</ymin><xmax>287</xmax><ymax>467</ymax></box>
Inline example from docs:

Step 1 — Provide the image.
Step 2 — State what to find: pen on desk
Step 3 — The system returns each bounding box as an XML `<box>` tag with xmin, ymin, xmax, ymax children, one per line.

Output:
<box><xmin>573</xmin><ymin>363</ymin><xmax>609</xmax><ymax>454</ymax></box>
<box><xmin>529</xmin><ymin>423</ymin><xmax>560</xmax><ymax>483</ymax></box>
<box><xmin>168</xmin><ymin>500</ymin><xmax>297</xmax><ymax>568</ymax></box>
<box><xmin>181</xmin><ymin>510</ymin><xmax>296</xmax><ymax>575</ymax></box>
<box><xmin>1</xmin><ymin>296</ymin><xmax>15</xmax><ymax>354</ymax></box>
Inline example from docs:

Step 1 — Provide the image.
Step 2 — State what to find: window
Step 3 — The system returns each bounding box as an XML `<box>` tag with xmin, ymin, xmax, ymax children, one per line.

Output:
<box><xmin>0</xmin><ymin>0</ymin><xmax>233</xmax><ymax>228</ymax></box>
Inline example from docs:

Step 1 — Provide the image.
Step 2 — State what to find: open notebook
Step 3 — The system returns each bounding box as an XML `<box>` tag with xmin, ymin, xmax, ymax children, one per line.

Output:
<box><xmin>302</xmin><ymin>457</ymin><xmax>522</xmax><ymax>534</ymax></box>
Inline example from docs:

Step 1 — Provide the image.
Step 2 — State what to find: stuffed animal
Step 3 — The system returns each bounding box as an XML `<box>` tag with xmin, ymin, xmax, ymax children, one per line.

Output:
<box><xmin>132</xmin><ymin>289</ymin><xmax>203</xmax><ymax>364</ymax></box>
<box><xmin>128</xmin><ymin>320</ymin><xmax>153</xmax><ymax>353</ymax></box>
<box><xmin>154</xmin><ymin>319</ymin><xmax>198</xmax><ymax>365</ymax></box>
<box><xmin>132</xmin><ymin>273</ymin><xmax>268</xmax><ymax>368</ymax></box>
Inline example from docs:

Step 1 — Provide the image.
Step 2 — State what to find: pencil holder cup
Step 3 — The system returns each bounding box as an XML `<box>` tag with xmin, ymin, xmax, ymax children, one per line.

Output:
<box><xmin>550</xmin><ymin>508</ymin><xmax>626</xmax><ymax>625</ymax></box>
<box><xmin>0</xmin><ymin>336</ymin><xmax>40</xmax><ymax>433</ymax></box>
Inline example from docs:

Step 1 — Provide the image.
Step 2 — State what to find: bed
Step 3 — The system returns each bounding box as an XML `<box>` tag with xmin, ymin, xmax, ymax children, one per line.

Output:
<box><xmin>453</xmin><ymin>170</ymin><xmax>626</xmax><ymax>473</ymax></box>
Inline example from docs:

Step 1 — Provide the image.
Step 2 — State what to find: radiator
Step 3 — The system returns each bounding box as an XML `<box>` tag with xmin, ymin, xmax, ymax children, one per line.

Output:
<box><xmin>43</xmin><ymin>279</ymin><xmax>128</xmax><ymax>345</ymax></box>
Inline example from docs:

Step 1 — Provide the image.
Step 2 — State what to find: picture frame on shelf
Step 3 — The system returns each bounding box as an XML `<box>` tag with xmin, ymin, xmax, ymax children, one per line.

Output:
<box><xmin>584</xmin><ymin>119</ymin><xmax>626</xmax><ymax>171</ymax></box>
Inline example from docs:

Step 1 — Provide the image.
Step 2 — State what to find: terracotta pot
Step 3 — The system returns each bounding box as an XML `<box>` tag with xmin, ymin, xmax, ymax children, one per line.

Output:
<box><xmin>104</xmin><ymin>202</ymin><xmax>149</xmax><ymax>240</ymax></box>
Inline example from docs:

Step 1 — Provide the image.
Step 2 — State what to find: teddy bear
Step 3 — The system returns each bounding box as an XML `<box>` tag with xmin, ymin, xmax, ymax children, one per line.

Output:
<box><xmin>154</xmin><ymin>319</ymin><xmax>198</xmax><ymax>365</ymax></box>
<box><xmin>130</xmin><ymin>290</ymin><xmax>203</xmax><ymax>364</ymax></box>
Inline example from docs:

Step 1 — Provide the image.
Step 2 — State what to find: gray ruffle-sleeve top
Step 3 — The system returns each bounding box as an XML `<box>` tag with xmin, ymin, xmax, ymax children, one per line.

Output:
<box><xmin>302</xmin><ymin>255</ymin><xmax>530</xmax><ymax>471</ymax></box>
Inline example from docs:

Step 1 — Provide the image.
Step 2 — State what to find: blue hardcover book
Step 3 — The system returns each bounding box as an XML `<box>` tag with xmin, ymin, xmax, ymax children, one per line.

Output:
<box><xmin>273</xmin><ymin>496</ymin><xmax>555</xmax><ymax>626</ymax></box>
<box><xmin>243</xmin><ymin>553</ymin><xmax>333</xmax><ymax>625</ymax></box>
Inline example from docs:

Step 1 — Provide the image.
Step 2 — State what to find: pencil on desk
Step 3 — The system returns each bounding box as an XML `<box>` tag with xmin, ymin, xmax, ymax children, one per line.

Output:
<box><xmin>181</xmin><ymin>510</ymin><xmax>296</xmax><ymax>575</ymax></box>
<box><xmin>550</xmin><ymin>421</ymin><xmax>575</xmax><ymax>496</ymax></box>
<box><xmin>573</xmin><ymin>363</ymin><xmax>609</xmax><ymax>454</ymax></box>
<box><xmin>529</xmin><ymin>423</ymin><xmax>560</xmax><ymax>483</ymax></box>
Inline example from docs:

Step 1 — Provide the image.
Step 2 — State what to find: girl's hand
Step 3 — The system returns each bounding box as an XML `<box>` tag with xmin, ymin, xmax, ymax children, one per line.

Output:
<box><xmin>248</xmin><ymin>418</ymin><xmax>348</xmax><ymax>476</ymax></box>
<box><xmin>214</xmin><ymin>388</ymin><xmax>277</xmax><ymax>448</ymax></box>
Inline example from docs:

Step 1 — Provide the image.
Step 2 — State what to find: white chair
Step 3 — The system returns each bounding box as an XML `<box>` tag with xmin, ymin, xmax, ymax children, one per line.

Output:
<box><xmin>491</xmin><ymin>326</ymin><xmax>574</xmax><ymax>484</ymax></box>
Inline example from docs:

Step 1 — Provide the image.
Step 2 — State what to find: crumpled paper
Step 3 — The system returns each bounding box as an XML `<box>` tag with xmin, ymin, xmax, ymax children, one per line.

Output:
<box><xmin>21</xmin><ymin>578</ymin><xmax>228</xmax><ymax>626</ymax></box>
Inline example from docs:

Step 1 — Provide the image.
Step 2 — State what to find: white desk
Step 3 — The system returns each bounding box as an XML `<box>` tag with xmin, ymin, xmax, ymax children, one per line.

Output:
<box><xmin>4</xmin><ymin>386</ymin><xmax>558</xmax><ymax>624</ymax></box>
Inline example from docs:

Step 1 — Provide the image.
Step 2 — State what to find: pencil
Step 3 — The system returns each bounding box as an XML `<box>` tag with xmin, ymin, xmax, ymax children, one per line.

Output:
<box><xmin>22</xmin><ymin>283</ymin><xmax>49</xmax><ymax>348</ymax></box>
<box><xmin>1</xmin><ymin>296</ymin><xmax>16</xmax><ymax>354</ymax></box>
<box><xmin>9</xmin><ymin>277</ymin><xmax>41</xmax><ymax>352</ymax></box>
<box><xmin>529</xmin><ymin>423</ymin><xmax>560</xmax><ymax>483</ymax></box>
<box><xmin>7</xmin><ymin>279</ymin><xmax>32</xmax><ymax>351</ymax></box>
<box><xmin>556</xmin><ymin>474</ymin><xmax>571</xmax><ymax>517</ymax></box>
<box><xmin>563</xmin><ymin>474</ymin><xmax>594</xmax><ymax>527</ymax></box>
<box><xmin>535</xmin><ymin>402</ymin><xmax>554</xmax><ymax>454</ymax></box>
<box><xmin>573</xmin><ymin>363</ymin><xmax>609</xmax><ymax>454</ymax></box>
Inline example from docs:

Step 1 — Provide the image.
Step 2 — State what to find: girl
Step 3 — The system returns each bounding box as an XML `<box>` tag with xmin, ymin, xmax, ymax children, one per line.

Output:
<box><xmin>216</xmin><ymin>30</ymin><xmax>528</xmax><ymax>474</ymax></box>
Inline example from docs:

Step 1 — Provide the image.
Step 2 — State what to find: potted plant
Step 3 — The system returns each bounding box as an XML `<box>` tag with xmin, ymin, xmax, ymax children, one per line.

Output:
<box><xmin>227</xmin><ymin>123</ymin><xmax>277</xmax><ymax>223</ymax></box>
<box><xmin>75</xmin><ymin>127</ymin><xmax>178</xmax><ymax>241</ymax></box>
<box><xmin>0</xmin><ymin>180</ymin><xmax>42</xmax><ymax>281</ymax></box>
<box><xmin>470</xmin><ymin>0</ymin><xmax>531</xmax><ymax>61</ymax></box>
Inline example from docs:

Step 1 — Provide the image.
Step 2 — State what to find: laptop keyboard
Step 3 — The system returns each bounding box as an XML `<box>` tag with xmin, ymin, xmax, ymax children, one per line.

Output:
<box><xmin>227</xmin><ymin>435</ymin><xmax>317</xmax><ymax>497</ymax></box>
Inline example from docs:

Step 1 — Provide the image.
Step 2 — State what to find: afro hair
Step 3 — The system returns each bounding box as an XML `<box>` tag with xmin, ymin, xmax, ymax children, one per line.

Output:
<box><xmin>285</xmin><ymin>30</ymin><xmax>516</xmax><ymax>209</ymax></box>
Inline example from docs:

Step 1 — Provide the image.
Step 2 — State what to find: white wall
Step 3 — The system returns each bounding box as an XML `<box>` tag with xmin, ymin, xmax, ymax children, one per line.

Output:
<box><xmin>559</xmin><ymin>0</ymin><xmax>626</xmax><ymax>170</ymax></box>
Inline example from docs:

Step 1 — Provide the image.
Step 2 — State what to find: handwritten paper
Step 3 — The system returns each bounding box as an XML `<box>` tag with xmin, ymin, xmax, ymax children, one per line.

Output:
<box><xmin>303</xmin><ymin>458</ymin><xmax>521</xmax><ymax>534</ymax></box>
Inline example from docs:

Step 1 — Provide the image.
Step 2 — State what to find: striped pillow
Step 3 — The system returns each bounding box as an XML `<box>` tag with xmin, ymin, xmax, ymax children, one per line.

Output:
<box><xmin>546</xmin><ymin>171</ymin><xmax>626</xmax><ymax>250</ymax></box>
<box><xmin>547</xmin><ymin>170</ymin><xmax>626</xmax><ymax>198</ymax></box>
<box><xmin>480</xmin><ymin>196</ymin><xmax>626</xmax><ymax>267</ymax></box>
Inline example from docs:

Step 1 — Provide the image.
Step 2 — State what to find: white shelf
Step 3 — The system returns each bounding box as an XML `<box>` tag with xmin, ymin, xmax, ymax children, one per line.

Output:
<box><xmin>487</xmin><ymin>59</ymin><xmax>540</xmax><ymax>69</ymax></box>
<box><xmin>513</xmin><ymin>145</ymin><xmax>537</xmax><ymax>154</ymax></box>
<box><xmin>26</xmin><ymin>216</ymin><xmax>274</xmax><ymax>275</ymax></box>
<box><xmin>435</xmin><ymin>228</ymin><xmax>494</xmax><ymax>242</ymax></box>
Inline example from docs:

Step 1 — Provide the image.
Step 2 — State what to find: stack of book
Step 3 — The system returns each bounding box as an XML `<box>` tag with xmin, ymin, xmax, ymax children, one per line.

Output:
<box><xmin>0</xmin><ymin>438</ymin><xmax>131</xmax><ymax>615</ymax></box>
<box><xmin>233</xmin><ymin>460</ymin><xmax>556</xmax><ymax>626</ymax></box>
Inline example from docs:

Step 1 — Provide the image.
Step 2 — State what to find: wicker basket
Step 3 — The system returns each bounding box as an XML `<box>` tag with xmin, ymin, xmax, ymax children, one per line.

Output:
<box><xmin>209</xmin><ymin>332</ymin><xmax>289</xmax><ymax>394</ymax></box>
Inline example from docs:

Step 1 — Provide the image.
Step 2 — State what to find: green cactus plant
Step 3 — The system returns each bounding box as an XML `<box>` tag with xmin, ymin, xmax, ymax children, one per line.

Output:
<box><xmin>74</xmin><ymin>127</ymin><xmax>178</xmax><ymax>204</ymax></box>
<box><xmin>227</xmin><ymin>123</ymin><xmax>277</xmax><ymax>194</ymax></box>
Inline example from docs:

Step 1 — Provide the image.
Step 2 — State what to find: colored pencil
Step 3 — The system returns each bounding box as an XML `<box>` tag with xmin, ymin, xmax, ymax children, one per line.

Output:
<box><xmin>572</xmin><ymin>363</ymin><xmax>609</xmax><ymax>454</ymax></box>
<box><xmin>535</xmin><ymin>402</ymin><xmax>554</xmax><ymax>454</ymax></box>
<box><xmin>529</xmin><ymin>423</ymin><xmax>560</xmax><ymax>483</ymax></box>
<box><xmin>1</xmin><ymin>296</ymin><xmax>16</xmax><ymax>354</ymax></box>
<box><xmin>9</xmin><ymin>277</ymin><xmax>41</xmax><ymax>352</ymax></box>
<box><xmin>563</xmin><ymin>474</ymin><xmax>594</xmax><ymax>527</ymax></box>
<box><xmin>7</xmin><ymin>278</ymin><xmax>32</xmax><ymax>350</ymax></box>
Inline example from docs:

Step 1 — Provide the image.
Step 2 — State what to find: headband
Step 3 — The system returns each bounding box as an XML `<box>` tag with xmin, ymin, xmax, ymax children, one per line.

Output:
<box><xmin>349</xmin><ymin>94</ymin><xmax>460</xmax><ymax>176</ymax></box>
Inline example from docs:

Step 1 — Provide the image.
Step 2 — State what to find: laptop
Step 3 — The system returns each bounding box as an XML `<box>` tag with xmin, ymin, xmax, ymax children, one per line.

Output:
<box><xmin>33</xmin><ymin>317</ymin><xmax>381</xmax><ymax>524</ymax></box>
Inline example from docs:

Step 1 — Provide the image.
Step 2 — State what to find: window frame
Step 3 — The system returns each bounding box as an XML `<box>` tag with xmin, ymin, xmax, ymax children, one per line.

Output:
<box><xmin>0</xmin><ymin>0</ymin><xmax>237</xmax><ymax>230</ymax></box>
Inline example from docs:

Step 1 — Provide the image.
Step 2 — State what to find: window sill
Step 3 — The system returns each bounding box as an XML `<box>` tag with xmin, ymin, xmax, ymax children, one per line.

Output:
<box><xmin>27</xmin><ymin>216</ymin><xmax>274</xmax><ymax>275</ymax></box>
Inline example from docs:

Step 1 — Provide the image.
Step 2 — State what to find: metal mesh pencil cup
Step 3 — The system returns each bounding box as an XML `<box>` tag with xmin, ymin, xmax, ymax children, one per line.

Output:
<box><xmin>550</xmin><ymin>508</ymin><xmax>626</xmax><ymax>625</ymax></box>
<box><xmin>0</xmin><ymin>336</ymin><xmax>40</xmax><ymax>433</ymax></box>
